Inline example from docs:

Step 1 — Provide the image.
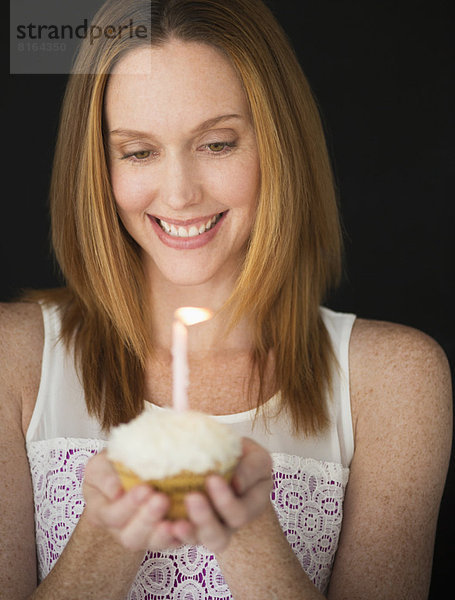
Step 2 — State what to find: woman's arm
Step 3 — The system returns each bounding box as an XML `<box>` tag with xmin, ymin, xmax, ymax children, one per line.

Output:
<box><xmin>185</xmin><ymin>446</ymin><xmax>326</xmax><ymax>600</ymax></box>
<box><xmin>0</xmin><ymin>303</ymin><xmax>163</xmax><ymax>600</ymax></box>
<box><xmin>214</xmin><ymin>505</ymin><xmax>325</xmax><ymax>600</ymax></box>
<box><xmin>328</xmin><ymin>319</ymin><xmax>452</xmax><ymax>599</ymax></box>
<box><xmin>29</xmin><ymin>459</ymin><xmax>176</xmax><ymax>600</ymax></box>
<box><xmin>0</xmin><ymin>303</ymin><xmax>41</xmax><ymax>598</ymax></box>
<box><xmin>28</xmin><ymin>513</ymin><xmax>145</xmax><ymax>600</ymax></box>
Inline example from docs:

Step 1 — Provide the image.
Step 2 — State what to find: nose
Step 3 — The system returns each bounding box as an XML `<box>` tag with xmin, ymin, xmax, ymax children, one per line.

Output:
<box><xmin>157</xmin><ymin>150</ymin><xmax>201</xmax><ymax>211</ymax></box>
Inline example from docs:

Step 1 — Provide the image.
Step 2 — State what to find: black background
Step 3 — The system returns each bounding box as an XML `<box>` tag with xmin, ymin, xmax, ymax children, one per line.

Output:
<box><xmin>4</xmin><ymin>0</ymin><xmax>454</xmax><ymax>595</ymax></box>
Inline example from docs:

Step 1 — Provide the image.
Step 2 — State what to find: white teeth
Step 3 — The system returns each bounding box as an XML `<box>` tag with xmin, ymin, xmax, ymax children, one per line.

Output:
<box><xmin>158</xmin><ymin>213</ymin><xmax>222</xmax><ymax>237</ymax></box>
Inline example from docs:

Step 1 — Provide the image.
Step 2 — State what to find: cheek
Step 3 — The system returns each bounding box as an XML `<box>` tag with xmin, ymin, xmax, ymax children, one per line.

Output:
<box><xmin>110</xmin><ymin>168</ymin><xmax>150</xmax><ymax>213</ymax></box>
<box><xmin>212</xmin><ymin>157</ymin><xmax>260</xmax><ymax>212</ymax></box>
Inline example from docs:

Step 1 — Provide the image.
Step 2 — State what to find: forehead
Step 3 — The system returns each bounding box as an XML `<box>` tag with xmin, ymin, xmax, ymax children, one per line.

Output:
<box><xmin>104</xmin><ymin>40</ymin><xmax>249</xmax><ymax>132</ymax></box>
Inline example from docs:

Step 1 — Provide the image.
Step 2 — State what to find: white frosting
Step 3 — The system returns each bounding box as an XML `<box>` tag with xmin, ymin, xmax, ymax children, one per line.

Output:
<box><xmin>107</xmin><ymin>409</ymin><xmax>242</xmax><ymax>479</ymax></box>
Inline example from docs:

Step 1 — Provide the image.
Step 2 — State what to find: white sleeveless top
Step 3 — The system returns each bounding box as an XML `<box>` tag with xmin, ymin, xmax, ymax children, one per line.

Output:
<box><xmin>26</xmin><ymin>303</ymin><xmax>356</xmax><ymax>596</ymax></box>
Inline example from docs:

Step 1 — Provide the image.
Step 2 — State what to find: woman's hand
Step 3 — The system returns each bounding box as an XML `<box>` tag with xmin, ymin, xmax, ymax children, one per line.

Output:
<box><xmin>181</xmin><ymin>437</ymin><xmax>274</xmax><ymax>553</ymax></box>
<box><xmin>82</xmin><ymin>450</ymin><xmax>186</xmax><ymax>552</ymax></box>
<box><xmin>82</xmin><ymin>437</ymin><xmax>273</xmax><ymax>554</ymax></box>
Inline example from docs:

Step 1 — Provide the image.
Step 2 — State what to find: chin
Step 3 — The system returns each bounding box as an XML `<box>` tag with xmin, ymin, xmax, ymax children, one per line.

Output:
<box><xmin>144</xmin><ymin>247</ymin><xmax>244</xmax><ymax>291</ymax></box>
<box><xmin>164</xmin><ymin>270</ymin><xmax>221</xmax><ymax>288</ymax></box>
<box><xmin>148</xmin><ymin>260</ymin><xmax>221</xmax><ymax>288</ymax></box>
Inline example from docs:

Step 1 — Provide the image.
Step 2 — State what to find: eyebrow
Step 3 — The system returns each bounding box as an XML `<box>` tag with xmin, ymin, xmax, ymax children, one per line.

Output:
<box><xmin>109</xmin><ymin>113</ymin><xmax>243</xmax><ymax>139</ymax></box>
<box><xmin>191</xmin><ymin>113</ymin><xmax>242</xmax><ymax>134</ymax></box>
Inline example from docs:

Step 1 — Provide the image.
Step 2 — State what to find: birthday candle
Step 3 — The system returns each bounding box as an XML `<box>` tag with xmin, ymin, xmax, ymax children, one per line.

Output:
<box><xmin>172</xmin><ymin>307</ymin><xmax>212</xmax><ymax>412</ymax></box>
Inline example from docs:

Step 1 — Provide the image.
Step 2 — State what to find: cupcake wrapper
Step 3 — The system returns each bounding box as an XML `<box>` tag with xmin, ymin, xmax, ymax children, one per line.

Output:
<box><xmin>113</xmin><ymin>462</ymin><xmax>235</xmax><ymax>520</ymax></box>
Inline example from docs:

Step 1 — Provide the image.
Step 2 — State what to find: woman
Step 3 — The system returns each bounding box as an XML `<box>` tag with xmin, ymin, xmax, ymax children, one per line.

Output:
<box><xmin>1</xmin><ymin>0</ymin><xmax>451</xmax><ymax>598</ymax></box>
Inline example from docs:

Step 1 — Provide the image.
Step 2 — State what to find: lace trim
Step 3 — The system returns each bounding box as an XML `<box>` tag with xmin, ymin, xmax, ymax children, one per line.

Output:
<box><xmin>27</xmin><ymin>438</ymin><xmax>349</xmax><ymax>597</ymax></box>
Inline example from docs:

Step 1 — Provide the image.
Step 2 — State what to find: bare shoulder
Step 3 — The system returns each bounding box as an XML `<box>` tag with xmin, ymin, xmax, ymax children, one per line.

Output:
<box><xmin>0</xmin><ymin>300</ymin><xmax>44</xmax><ymax>378</ymax></box>
<box><xmin>348</xmin><ymin>317</ymin><xmax>452</xmax><ymax>471</ymax></box>
<box><xmin>0</xmin><ymin>301</ymin><xmax>44</xmax><ymax>432</ymax></box>
<box><xmin>349</xmin><ymin>317</ymin><xmax>452</xmax><ymax>426</ymax></box>
<box><xmin>0</xmin><ymin>299</ymin><xmax>43</xmax><ymax>334</ymax></box>
<box><xmin>350</xmin><ymin>317</ymin><xmax>451</xmax><ymax>375</ymax></box>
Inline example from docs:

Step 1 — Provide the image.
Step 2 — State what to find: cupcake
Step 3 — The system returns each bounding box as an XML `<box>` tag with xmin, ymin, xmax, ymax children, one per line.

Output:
<box><xmin>107</xmin><ymin>409</ymin><xmax>242</xmax><ymax>520</ymax></box>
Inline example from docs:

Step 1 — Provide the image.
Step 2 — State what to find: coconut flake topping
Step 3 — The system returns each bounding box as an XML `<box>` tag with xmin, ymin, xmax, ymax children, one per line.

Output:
<box><xmin>107</xmin><ymin>409</ymin><xmax>242</xmax><ymax>479</ymax></box>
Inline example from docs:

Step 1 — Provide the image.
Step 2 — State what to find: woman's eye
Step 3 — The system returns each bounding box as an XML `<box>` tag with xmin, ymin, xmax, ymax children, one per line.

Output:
<box><xmin>121</xmin><ymin>149</ymin><xmax>152</xmax><ymax>162</ymax></box>
<box><xmin>132</xmin><ymin>150</ymin><xmax>151</xmax><ymax>160</ymax></box>
<box><xmin>206</xmin><ymin>142</ymin><xmax>235</xmax><ymax>153</ymax></box>
<box><xmin>208</xmin><ymin>142</ymin><xmax>227</xmax><ymax>152</ymax></box>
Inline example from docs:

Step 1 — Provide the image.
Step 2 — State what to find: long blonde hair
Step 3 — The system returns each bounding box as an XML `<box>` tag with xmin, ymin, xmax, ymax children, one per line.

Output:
<box><xmin>47</xmin><ymin>0</ymin><xmax>342</xmax><ymax>433</ymax></box>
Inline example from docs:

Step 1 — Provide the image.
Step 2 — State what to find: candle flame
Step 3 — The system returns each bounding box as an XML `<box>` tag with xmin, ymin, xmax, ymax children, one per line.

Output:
<box><xmin>175</xmin><ymin>306</ymin><xmax>213</xmax><ymax>326</ymax></box>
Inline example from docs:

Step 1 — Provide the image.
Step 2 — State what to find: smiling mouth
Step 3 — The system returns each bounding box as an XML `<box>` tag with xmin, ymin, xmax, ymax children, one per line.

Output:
<box><xmin>154</xmin><ymin>212</ymin><xmax>226</xmax><ymax>238</ymax></box>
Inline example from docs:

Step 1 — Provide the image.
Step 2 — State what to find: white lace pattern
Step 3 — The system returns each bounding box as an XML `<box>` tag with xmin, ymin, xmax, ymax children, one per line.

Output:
<box><xmin>27</xmin><ymin>438</ymin><xmax>349</xmax><ymax>596</ymax></box>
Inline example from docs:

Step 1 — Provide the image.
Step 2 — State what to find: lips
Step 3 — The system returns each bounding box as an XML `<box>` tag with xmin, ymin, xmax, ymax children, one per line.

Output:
<box><xmin>148</xmin><ymin>211</ymin><xmax>227</xmax><ymax>249</ymax></box>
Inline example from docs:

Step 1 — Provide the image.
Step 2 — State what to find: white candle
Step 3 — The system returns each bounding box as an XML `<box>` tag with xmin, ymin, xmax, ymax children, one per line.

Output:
<box><xmin>172</xmin><ymin>317</ymin><xmax>189</xmax><ymax>412</ymax></box>
<box><xmin>172</xmin><ymin>307</ymin><xmax>213</xmax><ymax>412</ymax></box>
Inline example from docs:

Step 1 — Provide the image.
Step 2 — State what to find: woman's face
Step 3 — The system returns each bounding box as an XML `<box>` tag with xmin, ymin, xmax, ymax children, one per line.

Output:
<box><xmin>105</xmin><ymin>40</ymin><xmax>260</xmax><ymax>289</ymax></box>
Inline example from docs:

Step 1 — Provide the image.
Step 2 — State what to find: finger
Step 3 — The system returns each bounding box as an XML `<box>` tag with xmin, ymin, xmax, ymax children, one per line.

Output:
<box><xmin>121</xmin><ymin>520</ymin><xmax>179</xmax><ymax>552</ymax></box>
<box><xmin>206</xmin><ymin>475</ymin><xmax>248</xmax><ymax>529</ymax></box>
<box><xmin>231</xmin><ymin>438</ymin><xmax>273</xmax><ymax>496</ymax></box>
<box><xmin>206</xmin><ymin>473</ymin><xmax>272</xmax><ymax>530</ymax></box>
<box><xmin>83</xmin><ymin>450</ymin><xmax>123</xmax><ymax>501</ymax></box>
<box><xmin>86</xmin><ymin>484</ymin><xmax>152</xmax><ymax>529</ymax></box>
<box><xmin>118</xmin><ymin>493</ymin><xmax>177</xmax><ymax>551</ymax></box>
<box><xmin>149</xmin><ymin>521</ymin><xmax>182</xmax><ymax>551</ymax></box>
<box><xmin>171</xmin><ymin>519</ymin><xmax>198</xmax><ymax>546</ymax></box>
<box><xmin>185</xmin><ymin>492</ymin><xmax>230</xmax><ymax>553</ymax></box>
